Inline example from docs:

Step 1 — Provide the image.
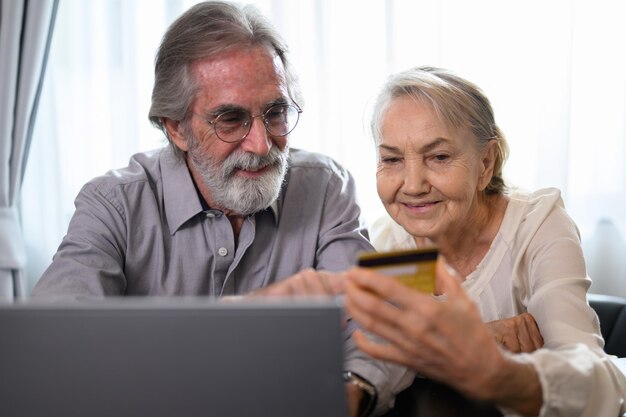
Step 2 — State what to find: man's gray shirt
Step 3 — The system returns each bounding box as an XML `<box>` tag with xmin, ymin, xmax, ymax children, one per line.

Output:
<box><xmin>33</xmin><ymin>146</ymin><xmax>412</xmax><ymax>414</ymax></box>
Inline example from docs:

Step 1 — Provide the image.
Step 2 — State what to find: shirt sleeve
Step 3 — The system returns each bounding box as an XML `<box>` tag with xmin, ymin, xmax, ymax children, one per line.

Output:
<box><xmin>314</xmin><ymin>162</ymin><xmax>376</xmax><ymax>270</ymax></box>
<box><xmin>32</xmin><ymin>181</ymin><xmax>128</xmax><ymax>296</ymax></box>
<box><xmin>313</xmin><ymin>162</ymin><xmax>415</xmax><ymax>414</ymax></box>
<box><xmin>343</xmin><ymin>318</ymin><xmax>416</xmax><ymax>416</ymax></box>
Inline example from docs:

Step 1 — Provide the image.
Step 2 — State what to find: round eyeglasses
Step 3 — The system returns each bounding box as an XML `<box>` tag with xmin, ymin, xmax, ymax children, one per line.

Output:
<box><xmin>206</xmin><ymin>103</ymin><xmax>302</xmax><ymax>143</ymax></box>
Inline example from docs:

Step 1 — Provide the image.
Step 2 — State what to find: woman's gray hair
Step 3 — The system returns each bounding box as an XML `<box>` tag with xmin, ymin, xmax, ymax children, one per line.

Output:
<box><xmin>370</xmin><ymin>66</ymin><xmax>509</xmax><ymax>195</ymax></box>
<box><xmin>148</xmin><ymin>1</ymin><xmax>302</xmax><ymax>155</ymax></box>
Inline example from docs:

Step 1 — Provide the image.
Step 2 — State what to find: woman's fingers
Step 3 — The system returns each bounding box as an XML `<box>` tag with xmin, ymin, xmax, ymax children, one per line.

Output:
<box><xmin>345</xmin><ymin>280</ymin><xmax>433</xmax><ymax>356</ymax></box>
<box><xmin>486</xmin><ymin>313</ymin><xmax>544</xmax><ymax>353</ymax></box>
<box><xmin>521</xmin><ymin>312</ymin><xmax>544</xmax><ymax>351</ymax></box>
<box><xmin>352</xmin><ymin>329</ymin><xmax>427</xmax><ymax>370</ymax></box>
<box><xmin>345</xmin><ymin>266</ymin><xmax>434</xmax><ymax>308</ymax></box>
<box><xmin>345</xmin><ymin>267</ymin><xmax>462</xmax><ymax>367</ymax></box>
<box><xmin>435</xmin><ymin>256</ymin><xmax>465</xmax><ymax>298</ymax></box>
<box><xmin>345</xmin><ymin>261</ymin><xmax>509</xmax><ymax>394</ymax></box>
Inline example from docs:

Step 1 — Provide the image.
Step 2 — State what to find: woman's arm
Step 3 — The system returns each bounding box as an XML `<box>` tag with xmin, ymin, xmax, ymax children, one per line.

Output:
<box><xmin>344</xmin><ymin>258</ymin><xmax>544</xmax><ymax>416</ymax></box>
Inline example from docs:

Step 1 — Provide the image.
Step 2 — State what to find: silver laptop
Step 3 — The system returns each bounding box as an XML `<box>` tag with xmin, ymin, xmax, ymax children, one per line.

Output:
<box><xmin>0</xmin><ymin>297</ymin><xmax>347</xmax><ymax>417</ymax></box>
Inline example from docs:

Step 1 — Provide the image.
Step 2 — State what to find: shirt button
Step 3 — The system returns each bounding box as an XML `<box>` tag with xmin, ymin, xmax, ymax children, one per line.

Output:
<box><xmin>205</xmin><ymin>210</ymin><xmax>221</xmax><ymax>218</ymax></box>
<box><xmin>218</xmin><ymin>247</ymin><xmax>228</xmax><ymax>257</ymax></box>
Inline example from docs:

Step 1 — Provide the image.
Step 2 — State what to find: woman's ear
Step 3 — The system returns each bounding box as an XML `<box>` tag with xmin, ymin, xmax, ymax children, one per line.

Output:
<box><xmin>477</xmin><ymin>139</ymin><xmax>497</xmax><ymax>191</ymax></box>
<box><xmin>163</xmin><ymin>117</ymin><xmax>190</xmax><ymax>152</ymax></box>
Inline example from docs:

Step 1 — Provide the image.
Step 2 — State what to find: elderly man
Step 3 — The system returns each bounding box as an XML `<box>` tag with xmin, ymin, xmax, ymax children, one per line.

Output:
<box><xmin>32</xmin><ymin>1</ymin><xmax>412</xmax><ymax>416</ymax></box>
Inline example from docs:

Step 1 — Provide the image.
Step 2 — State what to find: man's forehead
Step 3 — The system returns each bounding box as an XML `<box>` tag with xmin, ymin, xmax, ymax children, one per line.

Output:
<box><xmin>191</xmin><ymin>46</ymin><xmax>286</xmax><ymax>84</ymax></box>
<box><xmin>189</xmin><ymin>46</ymin><xmax>290</xmax><ymax>110</ymax></box>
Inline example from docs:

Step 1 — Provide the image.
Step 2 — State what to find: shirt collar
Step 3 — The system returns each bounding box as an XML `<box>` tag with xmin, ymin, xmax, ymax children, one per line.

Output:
<box><xmin>161</xmin><ymin>147</ymin><xmax>205</xmax><ymax>235</ymax></box>
<box><xmin>268</xmin><ymin>200</ymin><xmax>279</xmax><ymax>223</ymax></box>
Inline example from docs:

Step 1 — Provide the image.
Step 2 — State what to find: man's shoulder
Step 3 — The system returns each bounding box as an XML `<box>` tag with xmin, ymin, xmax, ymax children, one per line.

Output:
<box><xmin>287</xmin><ymin>148</ymin><xmax>347</xmax><ymax>177</ymax></box>
<box><xmin>83</xmin><ymin>147</ymin><xmax>167</xmax><ymax>196</ymax></box>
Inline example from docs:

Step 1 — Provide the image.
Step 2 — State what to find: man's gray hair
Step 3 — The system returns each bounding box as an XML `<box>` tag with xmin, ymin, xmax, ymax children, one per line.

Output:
<box><xmin>148</xmin><ymin>1</ymin><xmax>302</xmax><ymax>154</ymax></box>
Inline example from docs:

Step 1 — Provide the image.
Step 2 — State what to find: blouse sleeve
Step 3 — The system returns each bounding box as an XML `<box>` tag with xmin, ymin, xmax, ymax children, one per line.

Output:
<box><xmin>515</xmin><ymin>202</ymin><xmax>626</xmax><ymax>417</ymax></box>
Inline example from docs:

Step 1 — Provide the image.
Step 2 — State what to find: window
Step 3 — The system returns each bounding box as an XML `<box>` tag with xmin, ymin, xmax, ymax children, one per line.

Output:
<box><xmin>22</xmin><ymin>0</ymin><xmax>626</xmax><ymax>296</ymax></box>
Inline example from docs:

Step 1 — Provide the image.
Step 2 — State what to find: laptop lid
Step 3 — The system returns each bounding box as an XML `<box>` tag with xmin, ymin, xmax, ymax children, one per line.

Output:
<box><xmin>0</xmin><ymin>297</ymin><xmax>347</xmax><ymax>417</ymax></box>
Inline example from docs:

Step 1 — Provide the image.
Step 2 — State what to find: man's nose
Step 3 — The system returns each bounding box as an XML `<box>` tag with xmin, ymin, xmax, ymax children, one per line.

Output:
<box><xmin>241</xmin><ymin>116</ymin><xmax>272</xmax><ymax>156</ymax></box>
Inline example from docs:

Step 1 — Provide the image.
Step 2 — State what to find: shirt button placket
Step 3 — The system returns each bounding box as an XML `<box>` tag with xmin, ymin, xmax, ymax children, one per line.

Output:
<box><xmin>204</xmin><ymin>210</ymin><xmax>232</xmax><ymax>295</ymax></box>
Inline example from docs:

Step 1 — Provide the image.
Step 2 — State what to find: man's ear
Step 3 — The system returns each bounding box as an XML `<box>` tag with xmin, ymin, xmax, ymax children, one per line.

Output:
<box><xmin>163</xmin><ymin>117</ymin><xmax>189</xmax><ymax>152</ymax></box>
<box><xmin>477</xmin><ymin>139</ymin><xmax>497</xmax><ymax>191</ymax></box>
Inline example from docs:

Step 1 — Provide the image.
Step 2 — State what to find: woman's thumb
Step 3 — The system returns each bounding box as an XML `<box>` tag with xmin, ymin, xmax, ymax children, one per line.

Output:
<box><xmin>435</xmin><ymin>255</ymin><xmax>462</xmax><ymax>296</ymax></box>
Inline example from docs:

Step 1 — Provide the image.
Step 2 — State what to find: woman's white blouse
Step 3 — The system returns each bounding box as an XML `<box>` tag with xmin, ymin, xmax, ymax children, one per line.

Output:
<box><xmin>370</xmin><ymin>187</ymin><xmax>626</xmax><ymax>417</ymax></box>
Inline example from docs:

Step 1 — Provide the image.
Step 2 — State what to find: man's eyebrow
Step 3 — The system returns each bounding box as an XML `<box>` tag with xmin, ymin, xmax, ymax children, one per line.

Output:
<box><xmin>261</xmin><ymin>97</ymin><xmax>290</xmax><ymax>111</ymax></box>
<box><xmin>267</xmin><ymin>97</ymin><xmax>289</xmax><ymax>106</ymax></box>
<box><xmin>205</xmin><ymin>104</ymin><xmax>246</xmax><ymax>118</ymax></box>
<box><xmin>205</xmin><ymin>98</ymin><xmax>290</xmax><ymax>118</ymax></box>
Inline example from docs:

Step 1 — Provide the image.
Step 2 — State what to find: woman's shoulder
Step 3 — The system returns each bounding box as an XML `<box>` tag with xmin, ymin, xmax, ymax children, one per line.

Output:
<box><xmin>506</xmin><ymin>187</ymin><xmax>565</xmax><ymax>222</ymax></box>
<box><xmin>368</xmin><ymin>215</ymin><xmax>417</xmax><ymax>252</ymax></box>
<box><xmin>504</xmin><ymin>186</ymin><xmax>580</xmax><ymax>244</ymax></box>
<box><xmin>508</xmin><ymin>186</ymin><xmax>563</xmax><ymax>207</ymax></box>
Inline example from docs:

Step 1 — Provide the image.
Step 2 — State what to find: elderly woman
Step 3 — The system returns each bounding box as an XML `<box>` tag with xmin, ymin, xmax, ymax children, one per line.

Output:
<box><xmin>343</xmin><ymin>66</ymin><xmax>626</xmax><ymax>417</ymax></box>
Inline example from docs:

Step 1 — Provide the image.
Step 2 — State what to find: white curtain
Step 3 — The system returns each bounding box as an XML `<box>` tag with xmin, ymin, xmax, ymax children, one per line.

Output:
<box><xmin>0</xmin><ymin>0</ymin><xmax>58</xmax><ymax>300</ymax></box>
<box><xmin>21</xmin><ymin>0</ymin><xmax>626</xmax><ymax>297</ymax></box>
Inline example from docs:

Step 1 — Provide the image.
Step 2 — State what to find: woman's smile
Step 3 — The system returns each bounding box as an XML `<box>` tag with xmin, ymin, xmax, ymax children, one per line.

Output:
<box><xmin>401</xmin><ymin>200</ymin><xmax>442</xmax><ymax>215</ymax></box>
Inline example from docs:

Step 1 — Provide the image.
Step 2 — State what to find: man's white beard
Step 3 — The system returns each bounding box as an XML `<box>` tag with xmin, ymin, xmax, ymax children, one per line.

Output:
<box><xmin>188</xmin><ymin>141</ymin><xmax>289</xmax><ymax>215</ymax></box>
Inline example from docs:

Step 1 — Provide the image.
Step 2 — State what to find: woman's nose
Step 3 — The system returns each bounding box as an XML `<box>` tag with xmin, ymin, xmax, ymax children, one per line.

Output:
<box><xmin>402</xmin><ymin>162</ymin><xmax>430</xmax><ymax>195</ymax></box>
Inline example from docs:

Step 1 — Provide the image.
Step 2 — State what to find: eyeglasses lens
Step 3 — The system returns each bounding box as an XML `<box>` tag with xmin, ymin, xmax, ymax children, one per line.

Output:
<box><xmin>213</xmin><ymin>104</ymin><xmax>300</xmax><ymax>142</ymax></box>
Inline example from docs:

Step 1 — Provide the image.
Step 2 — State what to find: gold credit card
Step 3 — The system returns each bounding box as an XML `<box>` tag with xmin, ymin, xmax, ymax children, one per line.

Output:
<box><xmin>357</xmin><ymin>247</ymin><xmax>439</xmax><ymax>293</ymax></box>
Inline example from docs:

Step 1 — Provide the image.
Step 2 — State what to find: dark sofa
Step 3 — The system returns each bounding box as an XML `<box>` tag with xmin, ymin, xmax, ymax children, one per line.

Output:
<box><xmin>588</xmin><ymin>293</ymin><xmax>626</xmax><ymax>357</ymax></box>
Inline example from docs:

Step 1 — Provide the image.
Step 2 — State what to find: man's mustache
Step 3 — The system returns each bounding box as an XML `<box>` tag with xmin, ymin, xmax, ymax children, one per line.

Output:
<box><xmin>222</xmin><ymin>147</ymin><xmax>286</xmax><ymax>178</ymax></box>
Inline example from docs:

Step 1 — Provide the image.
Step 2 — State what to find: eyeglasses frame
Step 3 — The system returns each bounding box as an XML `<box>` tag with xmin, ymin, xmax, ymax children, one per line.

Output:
<box><xmin>205</xmin><ymin>102</ymin><xmax>303</xmax><ymax>143</ymax></box>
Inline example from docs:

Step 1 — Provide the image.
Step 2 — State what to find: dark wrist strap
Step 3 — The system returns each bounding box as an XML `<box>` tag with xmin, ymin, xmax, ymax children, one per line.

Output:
<box><xmin>343</xmin><ymin>371</ymin><xmax>377</xmax><ymax>417</ymax></box>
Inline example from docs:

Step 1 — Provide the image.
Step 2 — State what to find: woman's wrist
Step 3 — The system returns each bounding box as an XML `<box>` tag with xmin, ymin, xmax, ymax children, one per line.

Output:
<box><xmin>481</xmin><ymin>353</ymin><xmax>543</xmax><ymax>416</ymax></box>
